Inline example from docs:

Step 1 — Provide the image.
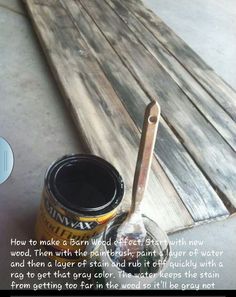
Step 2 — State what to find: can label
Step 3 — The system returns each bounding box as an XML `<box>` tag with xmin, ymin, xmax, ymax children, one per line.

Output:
<box><xmin>44</xmin><ymin>197</ymin><xmax>99</xmax><ymax>230</ymax></box>
<box><xmin>35</xmin><ymin>190</ymin><xmax>116</xmax><ymax>262</ymax></box>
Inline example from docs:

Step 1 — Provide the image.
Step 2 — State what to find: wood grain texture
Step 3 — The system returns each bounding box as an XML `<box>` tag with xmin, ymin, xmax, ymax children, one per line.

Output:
<box><xmin>24</xmin><ymin>0</ymin><xmax>194</xmax><ymax>232</ymax></box>
<box><xmin>62</xmin><ymin>0</ymin><xmax>229</xmax><ymax>221</ymax></box>
<box><xmin>122</xmin><ymin>0</ymin><xmax>236</xmax><ymax>122</ymax></box>
<box><xmin>80</xmin><ymin>0</ymin><xmax>236</xmax><ymax>211</ymax></box>
<box><xmin>106</xmin><ymin>0</ymin><xmax>236</xmax><ymax>152</ymax></box>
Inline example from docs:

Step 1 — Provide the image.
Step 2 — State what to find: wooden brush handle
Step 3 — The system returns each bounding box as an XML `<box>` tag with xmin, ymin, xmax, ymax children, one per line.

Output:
<box><xmin>130</xmin><ymin>100</ymin><xmax>160</xmax><ymax>214</ymax></box>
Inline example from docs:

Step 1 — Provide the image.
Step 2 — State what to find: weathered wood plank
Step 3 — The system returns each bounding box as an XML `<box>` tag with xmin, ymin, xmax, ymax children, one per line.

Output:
<box><xmin>122</xmin><ymin>0</ymin><xmax>236</xmax><ymax>122</ymax></box>
<box><xmin>106</xmin><ymin>0</ymin><xmax>236</xmax><ymax>152</ymax></box>
<box><xmin>80</xmin><ymin>0</ymin><xmax>236</xmax><ymax>211</ymax></box>
<box><xmin>62</xmin><ymin>0</ymin><xmax>229</xmax><ymax>221</ymax></box>
<box><xmin>24</xmin><ymin>0</ymin><xmax>194</xmax><ymax>232</ymax></box>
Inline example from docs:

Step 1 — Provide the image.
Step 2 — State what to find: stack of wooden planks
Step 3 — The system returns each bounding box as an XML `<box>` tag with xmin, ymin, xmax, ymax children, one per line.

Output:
<box><xmin>24</xmin><ymin>0</ymin><xmax>236</xmax><ymax>233</ymax></box>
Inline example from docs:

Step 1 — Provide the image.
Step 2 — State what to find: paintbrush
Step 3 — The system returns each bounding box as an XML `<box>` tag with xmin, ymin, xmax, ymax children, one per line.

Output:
<box><xmin>115</xmin><ymin>100</ymin><xmax>160</xmax><ymax>264</ymax></box>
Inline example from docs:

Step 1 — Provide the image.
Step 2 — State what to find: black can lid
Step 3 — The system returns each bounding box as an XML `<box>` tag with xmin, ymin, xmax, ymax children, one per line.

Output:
<box><xmin>45</xmin><ymin>154</ymin><xmax>124</xmax><ymax>216</ymax></box>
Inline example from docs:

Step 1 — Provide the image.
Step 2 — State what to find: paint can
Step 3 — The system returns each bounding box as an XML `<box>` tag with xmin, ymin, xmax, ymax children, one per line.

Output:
<box><xmin>35</xmin><ymin>154</ymin><xmax>124</xmax><ymax>262</ymax></box>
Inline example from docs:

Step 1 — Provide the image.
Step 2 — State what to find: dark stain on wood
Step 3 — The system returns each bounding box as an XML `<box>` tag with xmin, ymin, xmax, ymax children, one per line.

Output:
<box><xmin>79</xmin><ymin>0</ymin><xmax>236</xmax><ymax>211</ymax></box>
<box><xmin>65</xmin><ymin>0</ymin><xmax>229</xmax><ymax>219</ymax></box>
<box><xmin>107</xmin><ymin>0</ymin><xmax>236</xmax><ymax>152</ymax></box>
<box><xmin>24</xmin><ymin>0</ymin><xmax>236</xmax><ymax>231</ymax></box>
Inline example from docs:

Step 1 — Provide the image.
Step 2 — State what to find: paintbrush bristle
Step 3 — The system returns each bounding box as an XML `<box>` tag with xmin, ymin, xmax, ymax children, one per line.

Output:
<box><xmin>114</xmin><ymin>211</ymin><xmax>146</xmax><ymax>262</ymax></box>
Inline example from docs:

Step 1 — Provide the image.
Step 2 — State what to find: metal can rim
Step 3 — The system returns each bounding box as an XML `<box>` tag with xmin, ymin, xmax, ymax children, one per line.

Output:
<box><xmin>44</xmin><ymin>154</ymin><xmax>125</xmax><ymax>217</ymax></box>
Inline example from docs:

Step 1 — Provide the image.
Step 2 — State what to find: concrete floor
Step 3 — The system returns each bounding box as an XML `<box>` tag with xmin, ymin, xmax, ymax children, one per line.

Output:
<box><xmin>144</xmin><ymin>0</ymin><xmax>236</xmax><ymax>90</ymax></box>
<box><xmin>0</xmin><ymin>0</ymin><xmax>236</xmax><ymax>290</ymax></box>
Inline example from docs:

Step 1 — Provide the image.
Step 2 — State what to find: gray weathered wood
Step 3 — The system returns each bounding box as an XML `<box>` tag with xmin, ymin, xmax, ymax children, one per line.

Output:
<box><xmin>24</xmin><ymin>0</ymin><xmax>194</xmax><ymax>232</ymax></box>
<box><xmin>122</xmin><ymin>0</ymin><xmax>236</xmax><ymax>122</ymax></box>
<box><xmin>106</xmin><ymin>0</ymin><xmax>236</xmax><ymax>152</ymax></box>
<box><xmin>62</xmin><ymin>0</ymin><xmax>229</xmax><ymax>221</ymax></box>
<box><xmin>80</xmin><ymin>0</ymin><xmax>236</xmax><ymax>211</ymax></box>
